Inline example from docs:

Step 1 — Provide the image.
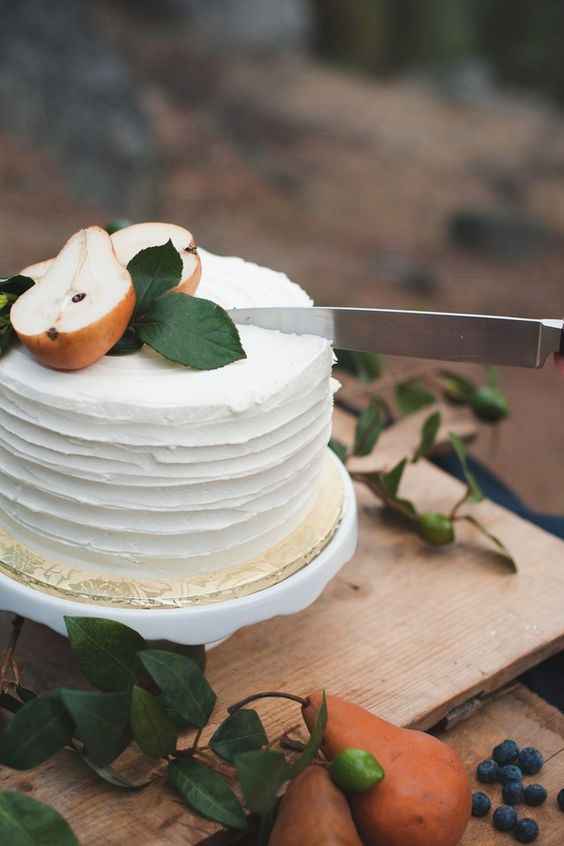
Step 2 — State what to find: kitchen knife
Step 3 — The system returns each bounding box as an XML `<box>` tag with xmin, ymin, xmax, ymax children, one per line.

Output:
<box><xmin>229</xmin><ymin>307</ymin><xmax>564</xmax><ymax>368</ymax></box>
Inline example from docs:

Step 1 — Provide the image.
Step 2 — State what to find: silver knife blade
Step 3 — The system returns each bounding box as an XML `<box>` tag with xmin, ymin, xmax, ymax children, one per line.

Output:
<box><xmin>229</xmin><ymin>307</ymin><xmax>564</xmax><ymax>368</ymax></box>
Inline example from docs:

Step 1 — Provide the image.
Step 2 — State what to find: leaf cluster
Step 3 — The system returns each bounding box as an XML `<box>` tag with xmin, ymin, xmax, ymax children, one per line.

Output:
<box><xmin>108</xmin><ymin>239</ymin><xmax>246</xmax><ymax>370</ymax></box>
<box><xmin>350</xmin><ymin>406</ymin><xmax>516</xmax><ymax>570</ymax></box>
<box><xmin>0</xmin><ymin>618</ymin><xmax>327</xmax><ymax>843</ymax></box>
<box><xmin>0</xmin><ymin>275</ymin><xmax>34</xmax><ymax>357</ymax></box>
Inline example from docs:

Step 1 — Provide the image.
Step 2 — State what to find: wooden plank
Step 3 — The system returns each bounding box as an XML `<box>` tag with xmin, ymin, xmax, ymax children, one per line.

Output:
<box><xmin>1</xmin><ymin>406</ymin><xmax>564</xmax><ymax>843</ymax></box>
<box><xmin>443</xmin><ymin>684</ymin><xmax>564</xmax><ymax>845</ymax></box>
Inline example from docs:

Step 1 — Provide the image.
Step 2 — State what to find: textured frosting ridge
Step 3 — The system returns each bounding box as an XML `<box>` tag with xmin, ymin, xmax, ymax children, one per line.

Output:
<box><xmin>0</xmin><ymin>248</ymin><xmax>336</xmax><ymax>579</ymax></box>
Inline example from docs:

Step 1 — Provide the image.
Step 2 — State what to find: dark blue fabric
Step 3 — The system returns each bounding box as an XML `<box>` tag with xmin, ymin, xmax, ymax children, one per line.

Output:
<box><xmin>432</xmin><ymin>453</ymin><xmax>564</xmax><ymax>711</ymax></box>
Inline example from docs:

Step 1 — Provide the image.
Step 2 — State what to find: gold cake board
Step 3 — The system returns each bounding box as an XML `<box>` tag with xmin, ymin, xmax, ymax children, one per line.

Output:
<box><xmin>0</xmin><ymin>453</ymin><xmax>344</xmax><ymax>609</ymax></box>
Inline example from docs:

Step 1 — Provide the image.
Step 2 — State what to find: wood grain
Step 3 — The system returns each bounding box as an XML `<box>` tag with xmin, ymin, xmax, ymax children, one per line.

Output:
<box><xmin>448</xmin><ymin>684</ymin><xmax>564</xmax><ymax>845</ymax></box>
<box><xmin>1</xmin><ymin>406</ymin><xmax>564</xmax><ymax>843</ymax></box>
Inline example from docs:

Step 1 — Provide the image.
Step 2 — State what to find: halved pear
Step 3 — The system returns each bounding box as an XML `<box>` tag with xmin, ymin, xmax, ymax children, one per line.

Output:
<box><xmin>111</xmin><ymin>222</ymin><xmax>201</xmax><ymax>296</ymax></box>
<box><xmin>21</xmin><ymin>258</ymin><xmax>53</xmax><ymax>281</ymax></box>
<box><xmin>11</xmin><ymin>227</ymin><xmax>135</xmax><ymax>371</ymax></box>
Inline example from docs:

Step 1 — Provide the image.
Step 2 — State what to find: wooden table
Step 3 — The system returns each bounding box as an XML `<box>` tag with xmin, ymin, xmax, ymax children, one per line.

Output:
<box><xmin>1</xmin><ymin>405</ymin><xmax>564</xmax><ymax>843</ymax></box>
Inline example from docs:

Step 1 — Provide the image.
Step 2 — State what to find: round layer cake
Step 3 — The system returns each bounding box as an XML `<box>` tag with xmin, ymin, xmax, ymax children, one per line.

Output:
<box><xmin>0</xmin><ymin>248</ymin><xmax>337</xmax><ymax>580</ymax></box>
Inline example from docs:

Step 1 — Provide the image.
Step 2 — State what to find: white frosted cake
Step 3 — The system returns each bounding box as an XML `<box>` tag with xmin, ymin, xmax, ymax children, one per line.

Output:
<box><xmin>0</xmin><ymin>245</ymin><xmax>337</xmax><ymax>581</ymax></box>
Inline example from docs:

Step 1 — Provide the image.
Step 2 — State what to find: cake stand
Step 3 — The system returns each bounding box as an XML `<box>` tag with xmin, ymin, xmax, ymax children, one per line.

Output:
<box><xmin>0</xmin><ymin>453</ymin><xmax>357</xmax><ymax>646</ymax></box>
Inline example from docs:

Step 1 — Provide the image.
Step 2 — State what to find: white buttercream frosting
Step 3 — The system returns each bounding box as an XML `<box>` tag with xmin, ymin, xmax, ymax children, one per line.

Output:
<box><xmin>0</xmin><ymin>248</ymin><xmax>336</xmax><ymax>579</ymax></box>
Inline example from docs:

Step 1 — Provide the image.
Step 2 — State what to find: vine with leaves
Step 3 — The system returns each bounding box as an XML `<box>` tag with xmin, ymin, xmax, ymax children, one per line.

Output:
<box><xmin>331</xmin><ymin>353</ymin><xmax>515</xmax><ymax>570</ymax></box>
<box><xmin>0</xmin><ymin>616</ymin><xmax>327</xmax><ymax>845</ymax></box>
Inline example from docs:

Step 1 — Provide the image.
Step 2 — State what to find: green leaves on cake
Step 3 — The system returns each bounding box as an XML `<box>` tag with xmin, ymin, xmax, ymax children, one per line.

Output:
<box><xmin>113</xmin><ymin>225</ymin><xmax>246</xmax><ymax>370</ymax></box>
<box><xmin>0</xmin><ymin>275</ymin><xmax>34</xmax><ymax>357</ymax></box>
<box><xmin>135</xmin><ymin>293</ymin><xmax>246</xmax><ymax>370</ymax></box>
<box><xmin>1</xmin><ymin>221</ymin><xmax>246</xmax><ymax>372</ymax></box>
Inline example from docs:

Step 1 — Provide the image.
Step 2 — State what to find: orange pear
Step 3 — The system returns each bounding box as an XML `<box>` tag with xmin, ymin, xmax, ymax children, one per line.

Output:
<box><xmin>11</xmin><ymin>227</ymin><xmax>135</xmax><ymax>371</ymax></box>
<box><xmin>111</xmin><ymin>222</ymin><xmax>201</xmax><ymax>295</ymax></box>
<box><xmin>303</xmin><ymin>692</ymin><xmax>471</xmax><ymax>846</ymax></box>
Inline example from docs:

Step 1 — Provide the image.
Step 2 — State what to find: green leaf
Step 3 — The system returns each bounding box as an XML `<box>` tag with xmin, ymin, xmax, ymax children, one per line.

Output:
<box><xmin>59</xmin><ymin>689</ymin><xmax>131</xmax><ymax>767</ymax></box>
<box><xmin>235</xmin><ymin>749</ymin><xmax>290</xmax><ymax>815</ymax></box>
<box><xmin>210</xmin><ymin>710</ymin><xmax>268</xmax><ymax>764</ymax></box>
<box><xmin>381</xmin><ymin>458</ymin><xmax>407</xmax><ymax>498</ymax></box>
<box><xmin>16</xmin><ymin>687</ymin><xmax>37</xmax><ymax>703</ymax></box>
<box><xmin>328</xmin><ymin>438</ymin><xmax>348</xmax><ymax>464</ymax></box>
<box><xmin>0</xmin><ymin>275</ymin><xmax>34</xmax><ymax>359</ymax></box>
<box><xmin>0</xmin><ymin>323</ymin><xmax>15</xmax><ymax>357</ymax></box>
<box><xmin>289</xmin><ymin>691</ymin><xmax>327</xmax><ymax>778</ymax></box>
<box><xmin>105</xmin><ymin>219</ymin><xmax>132</xmax><ymax>235</ymax></box>
<box><xmin>0</xmin><ymin>275</ymin><xmax>34</xmax><ymax>299</ymax></box>
<box><xmin>438</xmin><ymin>370</ymin><xmax>476</xmax><ymax>405</ymax></box>
<box><xmin>79</xmin><ymin>754</ymin><xmax>152</xmax><ymax>790</ymax></box>
<box><xmin>130</xmin><ymin>685</ymin><xmax>177</xmax><ymax>759</ymax></box>
<box><xmin>138</xmin><ymin>650</ymin><xmax>216</xmax><ymax>729</ymax></box>
<box><xmin>449</xmin><ymin>433</ymin><xmax>483</xmax><ymax>503</ymax></box>
<box><xmin>0</xmin><ymin>791</ymin><xmax>78</xmax><ymax>845</ymax></box>
<box><xmin>128</xmin><ymin>240</ymin><xmax>182</xmax><ymax>318</ymax></box>
<box><xmin>147</xmin><ymin>641</ymin><xmax>206</xmax><ymax>673</ymax></box>
<box><xmin>395</xmin><ymin>378</ymin><xmax>435</xmax><ymax>416</ymax></box>
<box><xmin>335</xmin><ymin>350</ymin><xmax>382</xmax><ymax>382</ymax></box>
<box><xmin>353</xmin><ymin>397</ymin><xmax>387</xmax><ymax>456</ymax></box>
<box><xmin>257</xmin><ymin>803</ymin><xmax>278</xmax><ymax>846</ymax></box>
<box><xmin>137</xmin><ymin>293</ymin><xmax>246</xmax><ymax>370</ymax></box>
<box><xmin>458</xmin><ymin>515</ymin><xmax>517</xmax><ymax>572</ymax></box>
<box><xmin>107</xmin><ymin>327</ymin><xmax>144</xmax><ymax>356</ymax></box>
<box><xmin>0</xmin><ymin>694</ymin><xmax>73</xmax><ymax>770</ymax></box>
<box><xmin>0</xmin><ymin>693</ymin><xmax>24</xmax><ymax>714</ymax></box>
<box><xmin>352</xmin><ymin>467</ymin><xmax>417</xmax><ymax>520</ymax></box>
<box><xmin>65</xmin><ymin>617</ymin><xmax>146</xmax><ymax>692</ymax></box>
<box><xmin>412</xmin><ymin>411</ymin><xmax>442</xmax><ymax>463</ymax></box>
<box><xmin>168</xmin><ymin>757</ymin><xmax>248</xmax><ymax>831</ymax></box>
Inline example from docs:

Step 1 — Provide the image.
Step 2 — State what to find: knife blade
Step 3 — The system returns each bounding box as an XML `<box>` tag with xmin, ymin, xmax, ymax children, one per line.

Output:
<box><xmin>229</xmin><ymin>307</ymin><xmax>564</xmax><ymax>368</ymax></box>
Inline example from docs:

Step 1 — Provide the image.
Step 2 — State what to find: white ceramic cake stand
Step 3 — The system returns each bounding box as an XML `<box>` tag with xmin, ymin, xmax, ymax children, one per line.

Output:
<box><xmin>0</xmin><ymin>455</ymin><xmax>357</xmax><ymax>646</ymax></box>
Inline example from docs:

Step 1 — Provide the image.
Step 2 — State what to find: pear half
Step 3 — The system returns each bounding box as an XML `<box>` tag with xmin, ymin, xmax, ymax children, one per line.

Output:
<box><xmin>20</xmin><ymin>258</ymin><xmax>53</xmax><ymax>281</ymax></box>
<box><xmin>21</xmin><ymin>222</ymin><xmax>201</xmax><ymax>296</ymax></box>
<box><xmin>111</xmin><ymin>222</ymin><xmax>201</xmax><ymax>295</ymax></box>
<box><xmin>11</xmin><ymin>227</ymin><xmax>135</xmax><ymax>371</ymax></box>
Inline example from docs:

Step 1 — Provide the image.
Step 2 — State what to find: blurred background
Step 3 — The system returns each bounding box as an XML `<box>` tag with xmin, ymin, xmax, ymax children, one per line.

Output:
<box><xmin>1</xmin><ymin>0</ymin><xmax>563</xmax><ymax>512</ymax></box>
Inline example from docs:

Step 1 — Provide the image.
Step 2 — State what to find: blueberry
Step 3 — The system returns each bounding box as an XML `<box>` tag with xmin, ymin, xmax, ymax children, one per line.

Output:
<box><xmin>477</xmin><ymin>759</ymin><xmax>498</xmax><ymax>784</ymax></box>
<box><xmin>503</xmin><ymin>780</ymin><xmax>524</xmax><ymax>805</ymax></box>
<box><xmin>524</xmin><ymin>783</ymin><xmax>547</xmax><ymax>807</ymax></box>
<box><xmin>557</xmin><ymin>788</ymin><xmax>564</xmax><ymax>811</ymax></box>
<box><xmin>493</xmin><ymin>805</ymin><xmax>518</xmax><ymax>832</ymax></box>
<box><xmin>518</xmin><ymin>747</ymin><xmax>544</xmax><ymax>776</ymax></box>
<box><xmin>472</xmin><ymin>791</ymin><xmax>491</xmax><ymax>817</ymax></box>
<box><xmin>498</xmin><ymin>764</ymin><xmax>523</xmax><ymax>784</ymax></box>
<box><xmin>514</xmin><ymin>818</ymin><xmax>539</xmax><ymax>843</ymax></box>
<box><xmin>493</xmin><ymin>739</ymin><xmax>520</xmax><ymax>766</ymax></box>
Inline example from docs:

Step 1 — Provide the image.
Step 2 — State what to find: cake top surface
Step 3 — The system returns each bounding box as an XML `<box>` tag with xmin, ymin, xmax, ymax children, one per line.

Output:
<box><xmin>0</xmin><ymin>249</ymin><xmax>331</xmax><ymax>420</ymax></box>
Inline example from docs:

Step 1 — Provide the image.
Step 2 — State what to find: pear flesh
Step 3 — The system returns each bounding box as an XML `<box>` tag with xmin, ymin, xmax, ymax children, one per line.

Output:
<box><xmin>21</xmin><ymin>222</ymin><xmax>201</xmax><ymax>297</ymax></box>
<box><xmin>11</xmin><ymin>226</ymin><xmax>135</xmax><ymax>371</ymax></box>
<box><xmin>111</xmin><ymin>222</ymin><xmax>201</xmax><ymax>296</ymax></box>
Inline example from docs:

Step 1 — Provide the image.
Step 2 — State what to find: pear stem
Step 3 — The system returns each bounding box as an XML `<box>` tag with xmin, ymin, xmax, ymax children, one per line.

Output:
<box><xmin>227</xmin><ymin>691</ymin><xmax>309</xmax><ymax>715</ymax></box>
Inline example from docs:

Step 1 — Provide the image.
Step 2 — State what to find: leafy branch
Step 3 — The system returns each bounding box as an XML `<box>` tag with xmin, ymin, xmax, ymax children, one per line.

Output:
<box><xmin>0</xmin><ymin>617</ymin><xmax>327</xmax><ymax>844</ymax></box>
<box><xmin>350</xmin><ymin>405</ymin><xmax>516</xmax><ymax>570</ymax></box>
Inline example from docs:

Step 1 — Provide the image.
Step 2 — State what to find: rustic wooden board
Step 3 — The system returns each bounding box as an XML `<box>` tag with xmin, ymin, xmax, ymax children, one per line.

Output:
<box><xmin>1</xmin><ymin>406</ymin><xmax>564</xmax><ymax>843</ymax></box>
<box><xmin>446</xmin><ymin>684</ymin><xmax>564</xmax><ymax>845</ymax></box>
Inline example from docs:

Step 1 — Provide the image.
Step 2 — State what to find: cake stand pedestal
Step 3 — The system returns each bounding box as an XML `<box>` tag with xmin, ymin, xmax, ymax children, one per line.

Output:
<box><xmin>0</xmin><ymin>456</ymin><xmax>357</xmax><ymax>646</ymax></box>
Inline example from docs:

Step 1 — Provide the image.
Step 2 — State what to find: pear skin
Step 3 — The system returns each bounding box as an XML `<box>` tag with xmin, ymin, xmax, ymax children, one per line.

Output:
<box><xmin>12</xmin><ymin>227</ymin><xmax>135</xmax><ymax>371</ymax></box>
<box><xmin>269</xmin><ymin>765</ymin><xmax>363</xmax><ymax>846</ymax></box>
<box><xmin>303</xmin><ymin>692</ymin><xmax>471</xmax><ymax>846</ymax></box>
